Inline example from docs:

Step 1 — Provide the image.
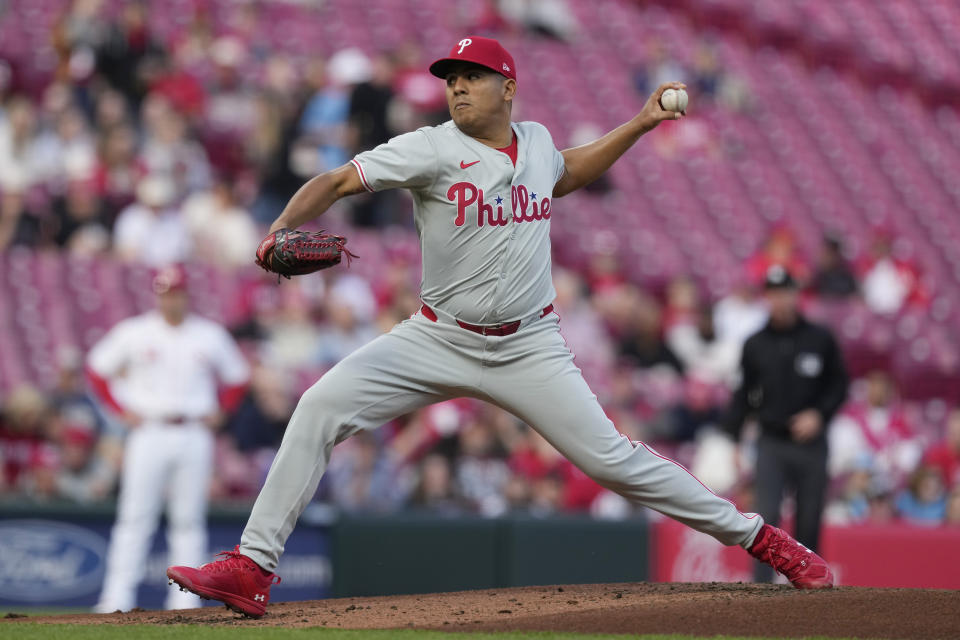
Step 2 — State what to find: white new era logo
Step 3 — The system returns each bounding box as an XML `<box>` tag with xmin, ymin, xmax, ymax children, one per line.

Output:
<box><xmin>254</xmin><ymin>594</ymin><xmax>265</xmax><ymax>602</ymax></box>
<box><xmin>502</xmin><ymin>63</ymin><xmax>510</xmax><ymax>71</ymax></box>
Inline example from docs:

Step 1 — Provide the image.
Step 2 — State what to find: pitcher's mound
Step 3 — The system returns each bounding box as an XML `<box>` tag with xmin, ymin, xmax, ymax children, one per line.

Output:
<box><xmin>10</xmin><ymin>582</ymin><xmax>959</xmax><ymax>639</ymax></box>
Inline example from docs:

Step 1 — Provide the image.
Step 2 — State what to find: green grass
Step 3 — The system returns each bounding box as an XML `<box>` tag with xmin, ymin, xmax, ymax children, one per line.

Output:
<box><xmin>0</xmin><ymin>625</ymin><xmax>856</xmax><ymax>640</ymax></box>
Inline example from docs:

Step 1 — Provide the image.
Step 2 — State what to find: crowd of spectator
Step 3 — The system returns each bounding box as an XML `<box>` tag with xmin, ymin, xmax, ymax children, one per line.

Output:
<box><xmin>1</xmin><ymin>1</ymin><xmax>958</xmax><ymax>529</ymax></box>
<box><xmin>3</xmin><ymin>252</ymin><xmax>959</xmax><ymax>527</ymax></box>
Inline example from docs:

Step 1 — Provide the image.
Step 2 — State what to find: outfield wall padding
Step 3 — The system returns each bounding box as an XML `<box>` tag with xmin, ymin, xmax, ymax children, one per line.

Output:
<box><xmin>330</xmin><ymin>513</ymin><xmax>650</xmax><ymax>597</ymax></box>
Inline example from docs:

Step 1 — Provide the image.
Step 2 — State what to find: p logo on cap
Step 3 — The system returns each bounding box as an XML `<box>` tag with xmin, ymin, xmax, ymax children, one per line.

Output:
<box><xmin>429</xmin><ymin>35</ymin><xmax>517</xmax><ymax>82</ymax></box>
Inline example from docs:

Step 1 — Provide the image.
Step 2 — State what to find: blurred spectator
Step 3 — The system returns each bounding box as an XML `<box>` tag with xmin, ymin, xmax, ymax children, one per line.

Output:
<box><xmin>55</xmin><ymin>425</ymin><xmax>115</xmax><ymax>502</ymax></box>
<box><xmin>148</xmin><ymin>52</ymin><xmax>207</xmax><ymax>122</ymax></box>
<box><xmin>93</xmin><ymin>123</ymin><xmax>142</xmax><ymax>217</ymax></box>
<box><xmin>325</xmin><ymin>430</ymin><xmax>408</xmax><ymax>513</ymax></box>
<box><xmin>228</xmin><ymin>365</ymin><xmax>294</xmax><ymax>454</ymax></box>
<box><xmin>635</xmin><ymin>39</ymin><xmax>686</xmax><ymax>97</ymax></box>
<box><xmin>811</xmin><ymin>235</ymin><xmax>857</xmax><ymax>299</ymax></box>
<box><xmin>454</xmin><ymin>418</ymin><xmax>511</xmax><ymax>516</ymax></box>
<box><xmin>895</xmin><ymin>466</ymin><xmax>947</xmax><ymax>526</ymax></box>
<box><xmin>204</xmin><ymin>36</ymin><xmax>257</xmax><ymax>134</ymax></box>
<box><xmin>259</xmin><ymin>280</ymin><xmax>323</xmax><ymax>371</ymax></box>
<box><xmin>246</xmin><ymin>56</ymin><xmax>303</xmax><ymax>183</ymax></box>
<box><xmin>667</xmin><ymin>305</ymin><xmax>739</xmax><ymax>386</ymax></box>
<box><xmin>391</xmin><ymin>42</ymin><xmax>448</xmax><ymax>127</ymax></box>
<box><xmin>93</xmin><ymin>88</ymin><xmax>132</xmax><ymax>130</ymax></box>
<box><xmin>689</xmin><ymin>425</ymin><xmax>741</xmax><ymax>496</ymax></box>
<box><xmin>315</xmin><ymin>275</ymin><xmax>379</xmax><ymax>368</ymax></box>
<box><xmin>113</xmin><ymin>175</ymin><xmax>190</xmax><ymax>265</ymax></box>
<box><xmin>691</xmin><ymin>43</ymin><xmax>721</xmax><ymax>99</ymax></box>
<box><xmin>502</xmin><ymin>472</ymin><xmax>532</xmax><ymax>512</ymax></box>
<box><xmin>33</xmin><ymin>105</ymin><xmax>97</xmax><ymax>188</ymax></box>
<box><xmin>584</xmin><ymin>248</ymin><xmax>626</xmax><ymax>295</ymax></box>
<box><xmin>50</xmin><ymin>347</ymin><xmax>105</xmax><ymax>439</ymax></box>
<box><xmin>347</xmin><ymin>52</ymin><xmax>402</xmax><ymax>227</ymax></box>
<box><xmin>617</xmin><ymin>291</ymin><xmax>684</xmax><ymax>375</ymax></box>
<box><xmin>0</xmin><ymin>95</ymin><xmax>42</xmax><ymax>192</ymax></box>
<box><xmin>181</xmin><ymin>176</ymin><xmax>257</xmax><ymax>267</ymax></box>
<box><xmin>51</xmin><ymin>178</ymin><xmax>109</xmax><ymax>251</ymax></box>
<box><xmin>828</xmin><ymin>370</ymin><xmax>923</xmax><ymax>486</ymax></box>
<box><xmin>649</xmin><ymin>375</ymin><xmax>724</xmax><ymax>443</ymax></box>
<box><xmin>20</xmin><ymin>444</ymin><xmax>61</xmax><ymax>501</ymax></box>
<box><xmin>826</xmin><ymin>463</ymin><xmax>872</xmax><ymax>524</ymax></box>
<box><xmin>824</xmin><ymin>458</ymin><xmax>895</xmax><ymax>525</ymax></box>
<box><xmin>468</xmin><ymin>0</ymin><xmax>512</xmax><ymax>36</ymax></box>
<box><xmin>214</xmin><ymin>364</ymin><xmax>295</xmax><ymax>500</ymax></box>
<box><xmin>409</xmin><ymin>453</ymin><xmax>463</xmax><ymax>514</ymax></box>
<box><xmin>859</xmin><ymin>229</ymin><xmax>929</xmax><ymax>315</ymax></box>
<box><xmin>713</xmin><ymin>279</ymin><xmax>768</xmax><ymax>350</ymax></box>
<box><xmin>529</xmin><ymin>472</ymin><xmax>564</xmax><ymax>515</ymax></box>
<box><xmin>300</xmin><ymin>49</ymin><xmax>370</xmax><ymax>175</ymax></box>
<box><xmin>551</xmin><ymin>268</ymin><xmax>614</xmax><ymax>390</ymax></box>
<box><xmin>56</xmin><ymin>0</ymin><xmax>110</xmax><ymax>53</ymax></box>
<box><xmin>252</xmin><ymin>58</ymin><xmax>316</xmax><ymax>224</ymax></box>
<box><xmin>0</xmin><ymin>386</ymin><xmax>56</xmax><ymax>493</ymax></box>
<box><xmin>499</xmin><ymin>0</ymin><xmax>576</xmax><ymax>40</ymax></box>
<box><xmin>139</xmin><ymin>95</ymin><xmax>211</xmax><ymax>194</ymax></box>
<box><xmin>348</xmin><ymin>53</ymin><xmax>396</xmax><ymax>153</ymax></box>
<box><xmin>663</xmin><ymin>275</ymin><xmax>701</xmax><ymax>330</ymax></box>
<box><xmin>509</xmin><ymin>428</ymin><xmax>602</xmax><ymax>513</ymax></box>
<box><xmin>923</xmin><ymin>408</ymin><xmax>960</xmax><ymax>489</ymax></box>
<box><xmin>0</xmin><ymin>187</ymin><xmax>44</xmax><ymax>249</ymax></box>
<box><xmin>91</xmin><ymin>1</ymin><xmax>164</xmax><ymax>106</ymax></box>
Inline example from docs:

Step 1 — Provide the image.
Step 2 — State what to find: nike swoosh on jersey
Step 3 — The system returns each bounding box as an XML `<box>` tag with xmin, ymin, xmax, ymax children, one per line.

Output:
<box><xmin>460</xmin><ymin>160</ymin><xmax>480</xmax><ymax>169</ymax></box>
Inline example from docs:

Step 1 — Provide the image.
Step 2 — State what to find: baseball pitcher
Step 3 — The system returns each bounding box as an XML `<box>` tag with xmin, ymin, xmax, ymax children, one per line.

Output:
<box><xmin>168</xmin><ymin>36</ymin><xmax>833</xmax><ymax>618</ymax></box>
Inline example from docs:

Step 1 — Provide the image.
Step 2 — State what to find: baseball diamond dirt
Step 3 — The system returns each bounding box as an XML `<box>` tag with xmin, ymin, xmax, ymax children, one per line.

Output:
<box><xmin>7</xmin><ymin>583</ymin><xmax>959</xmax><ymax>639</ymax></box>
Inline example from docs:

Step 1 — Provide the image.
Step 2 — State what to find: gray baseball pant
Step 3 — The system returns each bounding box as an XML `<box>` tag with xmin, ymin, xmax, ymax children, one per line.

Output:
<box><xmin>240</xmin><ymin>311</ymin><xmax>763</xmax><ymax>570</ymax></box>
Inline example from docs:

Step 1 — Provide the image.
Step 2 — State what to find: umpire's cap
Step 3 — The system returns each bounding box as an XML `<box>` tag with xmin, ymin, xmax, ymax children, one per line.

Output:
<box><xmin>429</xmin><ymin>36</ymin><xmax>517</xmax><ymax>82</ymax></box>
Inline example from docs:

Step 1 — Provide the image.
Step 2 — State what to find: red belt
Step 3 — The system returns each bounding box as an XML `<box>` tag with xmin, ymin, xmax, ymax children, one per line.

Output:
<box><xmin>420</xmin><ymin>304</ymin><xmax>554</xmax><ymax>337</ymax></box>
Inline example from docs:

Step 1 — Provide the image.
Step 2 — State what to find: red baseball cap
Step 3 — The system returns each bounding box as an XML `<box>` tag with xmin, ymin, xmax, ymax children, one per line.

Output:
<box><xmin>429</xmin><ymin>36</ymin><xmax>517</xmax><ymax>82</ymax></box>
<box><xmin>152</xmin><ymin>263</ymin><xmax>188</xmax><ymax>295</ymax></box>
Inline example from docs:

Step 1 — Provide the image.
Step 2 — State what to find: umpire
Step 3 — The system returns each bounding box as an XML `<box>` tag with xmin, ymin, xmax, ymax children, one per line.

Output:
<box><xmin>725</xmin><ymin>266</ymin><xmax>849</xmax><ymax>568</ymax></box>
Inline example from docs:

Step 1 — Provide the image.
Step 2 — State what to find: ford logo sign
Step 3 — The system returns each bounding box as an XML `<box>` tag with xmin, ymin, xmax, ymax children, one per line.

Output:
<box><xmin>0</xmin><ymin>520</ymin><xmax>107</xmax><ymax>602</ymax></box>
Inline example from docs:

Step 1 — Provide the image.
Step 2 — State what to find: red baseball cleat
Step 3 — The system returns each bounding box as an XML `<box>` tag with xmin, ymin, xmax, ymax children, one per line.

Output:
<box><xmin>748</xmin><ymin>524</ymin><xmax>834</xmax><ymax>589</ymax></box>
<box><xmin>166</xmin><ymin>546</ymin><xmax>280</xmax><ymax>618</ymax></box>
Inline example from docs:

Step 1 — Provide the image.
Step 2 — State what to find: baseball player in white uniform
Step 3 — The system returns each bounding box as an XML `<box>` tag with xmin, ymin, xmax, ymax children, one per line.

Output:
<box><xmin>168</xmin><ymin>36</ymin><xmax>833</xmax><ymax>618</ymax></box>
<box><xmin>89</xmin><ymin>264</ymin><xmax>249</xmax><ymax>612</ymax></box>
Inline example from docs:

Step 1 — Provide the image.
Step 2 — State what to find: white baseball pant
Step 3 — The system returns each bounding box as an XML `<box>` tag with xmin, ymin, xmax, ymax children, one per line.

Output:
<box><xmin>95</xmin><ymin>423</ymin><xmax>213</xmax><ymax>612</ymax></box>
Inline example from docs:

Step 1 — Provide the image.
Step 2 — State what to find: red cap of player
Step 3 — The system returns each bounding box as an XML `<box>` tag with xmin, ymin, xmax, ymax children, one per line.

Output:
<box><xmin>152</xmin><ymin>263</ymin><xmax>188</xmax><ymax>295</ymax></box>
<box><xmin>429</xmin><ymin>36</ymin><xmax>517</xmax><ymax>82</ymax></box>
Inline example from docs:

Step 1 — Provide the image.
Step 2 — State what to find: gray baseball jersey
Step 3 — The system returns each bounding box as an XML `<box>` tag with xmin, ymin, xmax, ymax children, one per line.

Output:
<box><xmin>237</xmin><ymin>119</ymin><xmax>764</xmax><ymax>573</ymax></box>
<box><xmin>351</xmin><ymin>121</ymin><xmax>564</xmax><ymax>325</ymax></box>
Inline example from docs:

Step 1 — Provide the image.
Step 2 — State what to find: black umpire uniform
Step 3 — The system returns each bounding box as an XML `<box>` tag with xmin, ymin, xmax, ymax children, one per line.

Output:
<box><xmin>725</xmin><ymin>266</ymin><xmax>848</xmax><ymax>560</ymax></box>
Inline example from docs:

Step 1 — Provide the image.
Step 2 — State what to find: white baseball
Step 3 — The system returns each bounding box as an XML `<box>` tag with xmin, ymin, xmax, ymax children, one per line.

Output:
<box><xmin>660</xmin><ymin>88</ymin><xmax>688</xmax><ymax>113</ymax></box>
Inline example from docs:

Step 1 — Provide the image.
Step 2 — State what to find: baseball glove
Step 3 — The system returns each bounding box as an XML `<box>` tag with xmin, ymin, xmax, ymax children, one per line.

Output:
<box><xmin>255</xmin><ymin>228</ymin><xmax>356</xmax><ymax>279</ymax></box>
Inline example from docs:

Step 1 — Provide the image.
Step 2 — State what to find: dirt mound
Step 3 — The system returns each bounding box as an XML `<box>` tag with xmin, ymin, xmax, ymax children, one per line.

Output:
<box><xmin>7</xmin><ymin>582</ymin><xmax>958</xmax><ymax>639</ymax></box>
